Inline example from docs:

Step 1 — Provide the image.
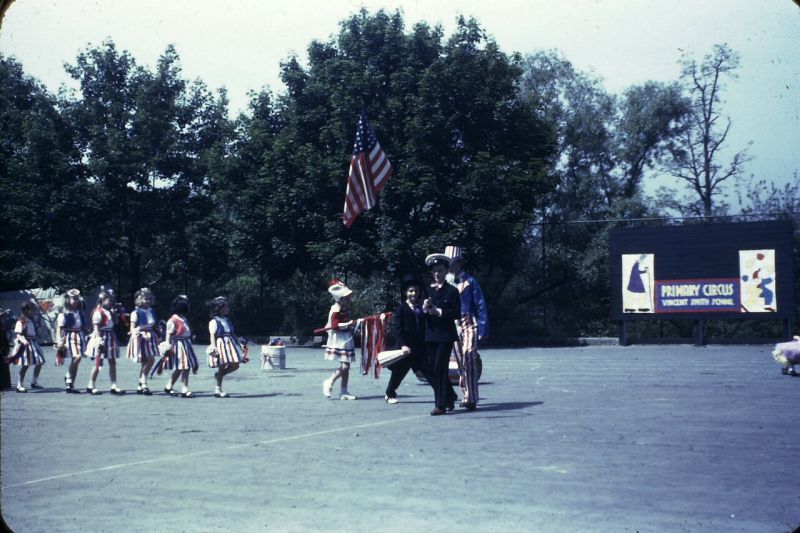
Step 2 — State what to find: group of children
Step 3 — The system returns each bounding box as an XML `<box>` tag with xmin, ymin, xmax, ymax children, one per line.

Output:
<box><xmin>6</xmin><ymin>288</ymin><xmax>248</xmax><ymax>398</ymax></box>
<box><xmin>5</xmin><ymin>245</ymin><xmax>490</xmax><ymax>414</ymax></box>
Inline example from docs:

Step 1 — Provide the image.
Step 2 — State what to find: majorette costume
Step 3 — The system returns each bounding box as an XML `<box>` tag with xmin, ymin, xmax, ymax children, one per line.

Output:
<box><xmin>162</xmin><ymin>314</ymin><xmax>198</xmax><ymax>373</ymax></box>
<box><xmin>57</xmin><ymin>309</ymin><xmax>88</xmax><ymax>360</ymax></box>
<box><xmin>85</xmin><ymin>305</ymin><xmax>120</xmax><ymax>364</ymax></box>
<box><xmin>11</xmin><ymin>316</ymin><xmax>46</xmax><ymax>366</ymax></box>
<box><xmin>207</xmin><ymin>316</ymin><xmax>244</xmax><ymax>368</ymax></box>
<box><xmin>126</xmin><ymin>306</ymin><xmax>159</xmax><ymax>362</ymax></box>
<box><xmin>324</xmin><ymin>281</ymin><xmax>356</xmax><ymax>363</ymax></box>
<box><xmin>445</xmin><ymin>246</ymin><xmax>489</xmax><ymax>408</ymax></box>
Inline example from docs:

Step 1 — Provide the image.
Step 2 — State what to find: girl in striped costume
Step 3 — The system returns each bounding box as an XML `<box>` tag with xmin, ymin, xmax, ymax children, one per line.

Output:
<box><xmin>85</xmin><ymin>290</ymin><xmax>125</xmax><ymax>395</ymax></box>
<box><xmin>161</xmin><ymin>295</ymin><xmax>198</xmax><ymax>397</ymax></box>
<box><xmin>11</xmin><ymin>300</ymin><xmax>46</xmax><ymax>392</ymax></box>
<box><xmin>126</xmin><ymin>288</ymin><xmax>159</xmax><ymax>395</ymax></box>
<box><xmin>322</xmin><ymin>280</ymin><xmax>358</xmax><ymax>400</ymax></box>
<box><xmin>207</xmin><ymin>296</ymin><xmax>247</xmax><ymax>398</ymax></box>
<box><xmin>55</xmin><ymin>289</ymin><xmax>88</xmax><ymax>393</ymax></box>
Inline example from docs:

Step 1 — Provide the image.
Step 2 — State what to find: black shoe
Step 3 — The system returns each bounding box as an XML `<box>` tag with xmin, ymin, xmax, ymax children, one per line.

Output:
<box><xmin>164</xmin><ymin>387</ymin><xmax>177</xmax><ymax>396</ymax></box>
<box><xmin>67</xmin><ymin>387</ymin><xmax>81</xmax><ymax>394</ymax></box>
<box><xmin>430</xmin><ymin>407</ymin><xmax>446</xmax><ymax>416</ymax></box>
<box><xmin>30</xmin><ymin>383</ymin><xmax>44</xmax><ymax>390</ymax></box>
<box><xmin>86</xmin><ymin>387</ymin><xmax>102</xmax><ymax>395</ymax></box>
<box><xmin>465</xmin><ymin>403</ymin><xmax>477</xmax><ymax>411</ymax></box>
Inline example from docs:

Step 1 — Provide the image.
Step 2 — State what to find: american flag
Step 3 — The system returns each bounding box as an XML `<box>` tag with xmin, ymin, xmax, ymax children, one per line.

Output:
<box><xmin>343</xmin><ymin>111</ymin><xmax>393</xmax><ymax>227</ymax></box>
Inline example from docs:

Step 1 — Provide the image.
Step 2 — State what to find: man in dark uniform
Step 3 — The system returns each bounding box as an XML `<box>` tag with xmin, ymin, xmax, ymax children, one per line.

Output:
<box><xmin>423</xmin><ymin>253</ymin><xmax>460</xmax><ymax>416</ymax></box>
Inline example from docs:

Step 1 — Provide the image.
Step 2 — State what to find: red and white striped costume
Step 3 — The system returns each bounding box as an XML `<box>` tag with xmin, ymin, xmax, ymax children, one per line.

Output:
<box><xmin>126</xmin><ymin>307</ymin><xmax>159</xmax><ymax>362</ymax></box>
<box><xmin>324</xmin><ymin>303</ymin><xmax>356</xmax><ymax>362</ymax></box>
<box><xmin>208</xmin><ymin>316</ymin><xmax>244</xmax><ymax>368</ymax></box>
<box><xmin>57</xmin><ymin>310</ymin><xmax>86</xmax><ymax>360</ymax></box>
<box><xmin>12</xmin><ymin>317</ymin><xmax>46</xmax><ymax>366</ymax></box>
<box><xmin>164</xmin><ymin>314</ymin><xmax>198</xmax><ymax>372</ymax></box>
<box><xmin>85</xmin><ymin>305</ymin><xmax>119</xmax><ymax>364</ymax></box>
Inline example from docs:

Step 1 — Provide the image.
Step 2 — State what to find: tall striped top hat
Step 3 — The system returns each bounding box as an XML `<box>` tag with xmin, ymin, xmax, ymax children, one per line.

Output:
<box><xmin>444</xmin><ymin>245</ymin><xmax>463</xmax><ymax>261</ymax></box>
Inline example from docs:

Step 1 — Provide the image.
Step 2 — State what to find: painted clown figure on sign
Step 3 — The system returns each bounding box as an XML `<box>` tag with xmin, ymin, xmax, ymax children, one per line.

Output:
<box><xmin>739</xmin><ymin>250</ymin><xmax>777</xmax><ymax>313</ymax></box>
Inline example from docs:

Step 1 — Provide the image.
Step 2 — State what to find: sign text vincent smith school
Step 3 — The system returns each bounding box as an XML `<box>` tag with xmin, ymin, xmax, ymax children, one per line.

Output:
<box><xmin>655</xmin><ymin>279</ymin><xmax>739</xmax><ymax>313</ymax></box>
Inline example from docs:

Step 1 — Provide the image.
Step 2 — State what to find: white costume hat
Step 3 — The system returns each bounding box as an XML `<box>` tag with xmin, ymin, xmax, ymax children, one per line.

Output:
<box><xmin>328</xmin><ymin>280</ymin><xmax>353</xmax><ymax>301</ymax></box>
<box><xmin>425</xmin><ymin>253</ymin><xmax>450</xmax><ymax>268</ymax></box>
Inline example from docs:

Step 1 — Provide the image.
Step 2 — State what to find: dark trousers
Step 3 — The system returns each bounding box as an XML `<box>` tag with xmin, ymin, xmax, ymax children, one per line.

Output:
<box><xmin>427</xmin><ymin>341</ymin><xmax>456</xmax><ymax>408</ymax></box>
<box><xmin>385</xmin><ymin>351</ymin><xmax>433</xmax><ymax>398</ymax></box>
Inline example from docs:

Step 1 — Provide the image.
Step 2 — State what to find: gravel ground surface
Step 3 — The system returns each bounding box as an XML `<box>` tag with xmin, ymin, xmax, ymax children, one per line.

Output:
<box><xmin>2</xmin><ymin>343</ymin><xmax>799</xmax><ymax>532</ymax></box>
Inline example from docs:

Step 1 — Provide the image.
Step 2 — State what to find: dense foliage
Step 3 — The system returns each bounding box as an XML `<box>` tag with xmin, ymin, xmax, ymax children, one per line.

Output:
<box><xmin>1</xmin><ymin>11</ymin><xmax>796</xmax><ymax>339</ymax></box>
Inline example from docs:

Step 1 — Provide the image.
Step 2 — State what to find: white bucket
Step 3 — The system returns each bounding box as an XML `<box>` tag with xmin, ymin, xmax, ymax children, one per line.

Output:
<box><xmin>261</xmin><ymin>345</ymin><xmax>286</xmax><ymax>369</ymax></box>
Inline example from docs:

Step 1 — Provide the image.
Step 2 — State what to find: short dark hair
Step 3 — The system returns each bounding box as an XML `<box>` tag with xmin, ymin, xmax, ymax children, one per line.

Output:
<box><xmin>172</xmin><ymin>296</ymin><xmax>190</xmax><ymax>315</ymax></box>
<box><xmin>20</xmin><ymin>300</ymin><xmax>37</xmax><ymax>314</ymax></box>
<box><xmin>209</xmin><ymin>296</ymin><xmax>227</xmax><ymax>318</ymax></box>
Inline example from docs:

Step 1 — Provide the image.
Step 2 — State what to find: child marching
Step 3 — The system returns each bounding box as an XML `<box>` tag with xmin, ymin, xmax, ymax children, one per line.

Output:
<box><xmin>10</xmin><ymin>300</ymin><xmax>46</xmax><ymax>392</ymax></box>
<box><xmin>321</xmin><ymin>280</ymin><xmax>359</xmax><ymax>400</ymax></box>
<box><xmin>85</xmin><ymin>289</ymin><xmax>126</xmax><ymax>395</ymax></box>
<box><xmin>207</xmin><ymin>296</ymin><xmax>248</xmax><ymax>398</ymax></box>
<box><xmin>126</xmin><ymin>288</ymin><xmax>160</xmax><ymax>395</ymax></box>
<box><xmin>159</xmin><ymin>295</ymin><xmax>199</xmax><ymax>397</ymax></box>
<box><xmin>55</xmin><ymin>289</ymin><xmax>88</xmax><ymax>393</ymax></box>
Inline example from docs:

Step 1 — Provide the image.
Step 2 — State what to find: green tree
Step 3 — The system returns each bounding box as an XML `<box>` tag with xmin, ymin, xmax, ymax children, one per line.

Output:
<box><xmin>515</xmin><ymin>50</ymin><xmax>688</xmax><ymax>335</ymax></box>
<box><xmin>61</xmin><ymin>41</ymin><xmax>235</xmax><ymax>308</ymax></box>
<box><xmin>229</xmin><ymin>11</ymin><xmax>555</xmax><ymax>334</ymax></box>
<box><xmin>0</xmin><ymin>54</ymin><xmax>89</xmax><ymax>290</ymax></box>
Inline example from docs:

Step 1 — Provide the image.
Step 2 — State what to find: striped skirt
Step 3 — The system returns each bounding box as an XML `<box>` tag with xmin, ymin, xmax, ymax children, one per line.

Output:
<box><xmin>324</xmin><ymin>346</ymin><xmax>355</xmax><ymax>363</ymax></box>
<box><xmin>11</xmin><ymin>336</ymin><xmax>46</xmax><ymax>366</ymax></box>
<box><xmin>62</xmin><ymin>329</ymin><xmax>86</xmax><ymax>359</ymax></box>
<box><xmin>126</xmin><ymin>328</ymin><xmax>159</xmax><ymax>362</ymax></box>
<box><xmin>166</xmin><ymin>338</ymin><xmax>199</xmax><ymax>372</ymax></box>
<box><xmin>208</xmin><ymin>334</ymin><xmax>244</xmax><ymax>368</ymax></box>
<box><xmin>85</xmin><ymin>330</ymin><xmax>120</xmax><ymax>365</ymax></box>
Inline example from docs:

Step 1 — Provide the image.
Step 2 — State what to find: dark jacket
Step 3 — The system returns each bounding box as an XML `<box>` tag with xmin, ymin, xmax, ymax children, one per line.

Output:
<box><xmin>391</xmin><ymin>301</ymin><xmax>426</xmax><ymax>356</ymax></box>
<box><xmin>424</xmin><ymin>283</ymin><xmax>460</xmax><ymax>343</ymax></box>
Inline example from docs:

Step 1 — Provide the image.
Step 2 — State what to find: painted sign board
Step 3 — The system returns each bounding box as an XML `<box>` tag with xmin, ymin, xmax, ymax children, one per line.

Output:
<box><xmin>610</xmin><ymin>221</ymin><xmax>794</xmax><ymax>321</ymax></box>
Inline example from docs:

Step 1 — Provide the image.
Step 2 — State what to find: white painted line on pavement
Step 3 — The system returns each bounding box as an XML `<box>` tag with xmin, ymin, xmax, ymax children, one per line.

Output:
<box><xmin>2</xmin><ymin>414</ymin><xmax>427</xmax><ymax>490</ymax></box>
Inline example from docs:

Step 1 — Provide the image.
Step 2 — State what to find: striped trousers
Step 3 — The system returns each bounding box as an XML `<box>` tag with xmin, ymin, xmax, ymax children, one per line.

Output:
<box><xmin>454</xmin><ymin>314</ymin><xmax>479</xmax><ymax>405</ymax></box>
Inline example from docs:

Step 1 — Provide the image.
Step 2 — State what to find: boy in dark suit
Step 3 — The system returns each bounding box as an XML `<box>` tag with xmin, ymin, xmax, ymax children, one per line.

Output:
<box><xmin>384</xmin><ymin>275</ymin><xmax>433</xmax><ymax>403</ymax></box>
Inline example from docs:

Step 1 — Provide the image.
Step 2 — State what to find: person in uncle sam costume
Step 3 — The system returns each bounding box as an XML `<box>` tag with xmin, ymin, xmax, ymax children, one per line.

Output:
<box><xmin>126</xmin><ymin>287</ymin><xmax>160</xmax><ymax>395</ymax></box>
<box><xmin>10</xmin><ymin>300</ymin><xmax>46</xmax><ymax>392</ymax></box>
<box><xmin>322</xmin><ymin>280</ymin><xmax>359</xmax><ymax>400</ymax></box>
<box><xmin>55</xmin><ymin>288</ymin><xmax>89</xmax><ymax>393</ymax></box>
<box><xmin>85</xmin><ymin>289</ymin><xmax>126</xmax><ymax>395</ymax></box>
<box><xmin>423</xmin><ymin>253</ymin><xmax>461</xmax><ymax>415</ymax></box>
<box><xmin>444</xmin><ymin>245</ymin><xmax>489</xmax><ymax>411</ymax></box>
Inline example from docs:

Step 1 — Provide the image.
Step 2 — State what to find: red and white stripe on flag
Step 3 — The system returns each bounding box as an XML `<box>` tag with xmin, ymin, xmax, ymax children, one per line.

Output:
<box><xmin>343</xmin><ymin>111</ymin><xmax>393</xmax><ymax>227</ymax></box>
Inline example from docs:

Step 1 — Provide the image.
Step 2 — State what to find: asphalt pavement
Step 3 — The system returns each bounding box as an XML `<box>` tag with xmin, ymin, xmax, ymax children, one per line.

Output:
<box><xmin>1</xmin><ymin>343</ymin><xmax>798</xmax><ymax>532</ymax></box>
